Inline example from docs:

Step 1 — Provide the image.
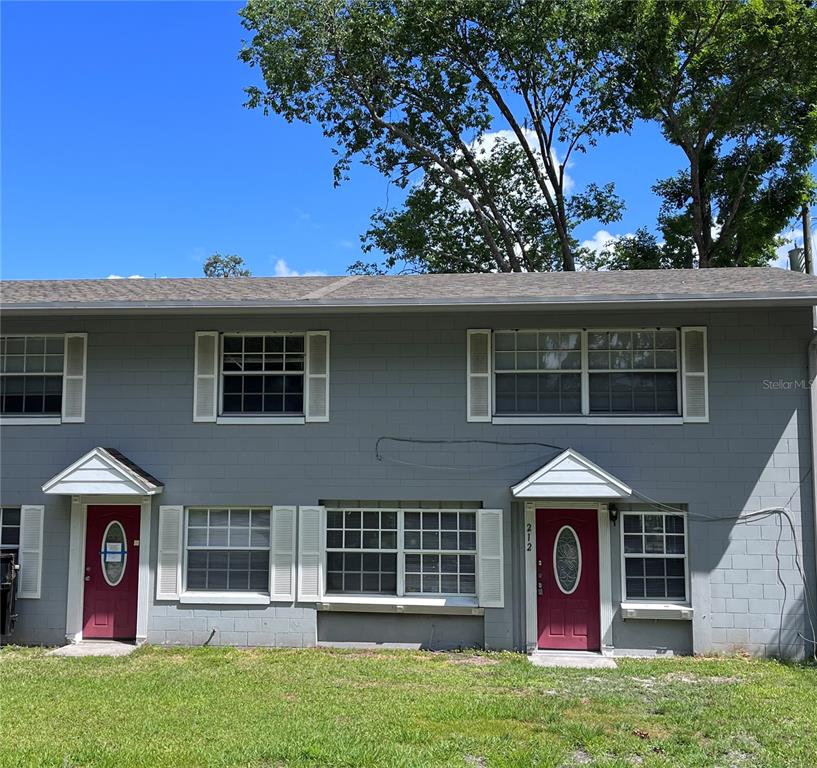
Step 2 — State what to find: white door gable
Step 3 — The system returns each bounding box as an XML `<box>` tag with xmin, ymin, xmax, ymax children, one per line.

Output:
<box><xmin>42</xmin><ymin>447</ymin><xmax>164</xmax><ymax>496</ymax></box>
<box><xmin>511</xmin><ymin>449</ymin><xmax>631</xmax><ymax>499</ymax></box>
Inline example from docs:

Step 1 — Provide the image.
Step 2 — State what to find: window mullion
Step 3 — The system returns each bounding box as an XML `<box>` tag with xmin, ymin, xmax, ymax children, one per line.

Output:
<box><xmin>397</xmin><ymin>510</ymin><xmax>405</xmax><ymax>597</ymax></box>
<box><xmin>581</xmin><ymin>330</ymin><xmax>589</xmax><ymax>415</ymax></box>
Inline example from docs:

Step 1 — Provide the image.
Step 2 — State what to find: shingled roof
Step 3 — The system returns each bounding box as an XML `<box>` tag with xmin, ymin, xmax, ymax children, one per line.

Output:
<box><xmin>2</xmin><ymin>268</ymin><xmax>816</xmax><ymax>313</ymax></box>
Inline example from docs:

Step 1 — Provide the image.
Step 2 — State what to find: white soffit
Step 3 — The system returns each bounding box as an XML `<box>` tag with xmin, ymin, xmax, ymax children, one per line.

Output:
<box><xmin>511</xmin><ymin>448</ymin><xmax>632</xmax><ymax>499</ymax></box>
<box><xmin>42</xmin><ymin>447</ymin><xmax>164</xmax><ymax>496</ymax></box>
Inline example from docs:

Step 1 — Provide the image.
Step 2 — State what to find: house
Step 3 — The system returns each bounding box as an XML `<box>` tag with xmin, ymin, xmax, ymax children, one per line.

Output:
<box><xmin>1</xmin><ymin>268</ymin><xmax>816</xmax><ymax>658</ymax></box>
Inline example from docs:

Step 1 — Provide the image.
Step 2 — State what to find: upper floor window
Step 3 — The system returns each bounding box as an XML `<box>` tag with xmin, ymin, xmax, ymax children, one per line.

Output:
<box><xmin>493</xmin><ymin>329</ymin><xmax>679</xmax><ymax>417</ymax></box>
<box><xmin>221</xmin><ymin>334</ymin><xmax>305</xmax><ymax>416</ymax></box>
<box><xmin>0</xmin><ymin>336</ymin><xmax>64</xmax><ymax>416</ymax></box>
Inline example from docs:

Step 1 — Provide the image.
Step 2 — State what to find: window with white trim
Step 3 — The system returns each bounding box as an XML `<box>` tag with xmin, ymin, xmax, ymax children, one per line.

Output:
<box><xmin>0</xmin><ymin>336</ymin><xmax>64</xmax><ymax>416</ymax></box>
<box><xmin>493</xmin><ymin>329</ymin><xmax>680</xmax><ymax>417</ymax></box>
<box><xmin>185</xmin><ymin>508</ymin><xmax>271</xmax><ymax>592</ymax></box>
<box><xmin>403</xmin><ymin>511</ymin><xmax>476</xmax><ymax>595</ymax></box>
<box><xmin>0</xmin><ymin>507</ymin><xmax>21</xmax><ymax>558</ymax></box>
<box><xmin>494</xmin><ymin>331</ymin><xmax>582</xmax><ymax>415</ymax></box>
<box><xmin>588</xmin><ymin>330</ymin><xmax>679</xmax><ymax>414</ymax></box>
<box><xmin>221</xmin><ymin>334</ymin><xmax>304</xmax><ymax>416</ymax></box>
<box><xmin>621</xmin><ymin>509</ymin><xmax>687</xmax><ymax>602</ymax></box>
<box><xmin>325</xmin><ymin>507</ymin><xmax>478</xmax><ymax>597</ymax></box>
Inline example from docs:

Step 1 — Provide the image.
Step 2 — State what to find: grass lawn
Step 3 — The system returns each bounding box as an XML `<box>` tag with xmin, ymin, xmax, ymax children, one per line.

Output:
<box><xmin>0</xmin><ymin>646</ymin><xmax>815</xmax><ymax>767</ymax></box>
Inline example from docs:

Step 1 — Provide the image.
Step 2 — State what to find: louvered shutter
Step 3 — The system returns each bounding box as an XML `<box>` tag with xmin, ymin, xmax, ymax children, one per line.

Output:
<box><xmin>477</xmin><ymin>509</ymin><xmax>504</xmax><ymax>608</ymax></box>
<box><xmin>297</xmin><ymin>506</ymin><xmax>324</xmax><ymax>601</ymax></box>
<box><xmin>467</xmin><ymin>330</ymin><xmax>492</xmax><ymax>422</ymax></box>
<box><xmin>62</xmin><ymin>333</ymin><xmax>87</xmax><ymax>422</ymax></box>
<box><xmin>156</xmin><ymin>505</ymin><xmax>183</xmax><ymax>600</ymax></box>
<box><xmin>17</xmin><ymin>505</ymin><xmax>44</xmax><ymax>599</ymax></box>
<box><xmin>682</xmin><ymin>327</ymin><xmax>709</xmax><ymax>423</ymax></box>
<box><xmin>305</xmin><ymin>332</ymin><xmax>330</xmax><ymax>422</ymax></box>
<box><xmin>270</xmin><ymin>505</ymin><xmax>297</xmax><ymax>601</ymax></box>
<box><xmin>193</xmin><ymin>332</ymin><xmax>219</xmax><ymax>422</ymax></box>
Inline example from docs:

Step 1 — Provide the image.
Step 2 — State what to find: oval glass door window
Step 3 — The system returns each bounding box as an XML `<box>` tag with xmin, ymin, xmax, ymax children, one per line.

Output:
<box><xmin>553</xmin><ymin>525</ymin><xmax>581</xmax><ymax>595</ymax></box>
<box><xmin>100</xmin><ymin>521</ymin><xmax>127</xmax><ymax>587</ymax></box>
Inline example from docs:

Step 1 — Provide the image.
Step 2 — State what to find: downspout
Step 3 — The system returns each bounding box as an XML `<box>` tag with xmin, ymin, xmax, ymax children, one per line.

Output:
<box><xmin>808</xmin><ymin>312</ymin><xmax>817</xmax><ymax>656</ymax></box>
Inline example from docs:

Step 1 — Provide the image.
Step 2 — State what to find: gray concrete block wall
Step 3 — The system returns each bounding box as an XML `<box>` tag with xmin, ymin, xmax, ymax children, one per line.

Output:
<box><xmin>147</xmin><ymin>604</ymin><xmax>316</xmax><ymax>648</ymax></box>
<box><xmin>1</xmin><ymin>305</ymin><xmax>814</xmax><ymax>657</ymax></box>
<box><xmin>317</xmin><ymin>612</ymin><xmax>483</xmax><ymax>649</ymax></box>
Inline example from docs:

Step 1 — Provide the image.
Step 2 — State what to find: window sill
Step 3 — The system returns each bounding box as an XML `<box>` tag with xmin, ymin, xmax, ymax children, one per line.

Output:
<box><xmin>492</xmin><ymin>416</ymin><xmax>685</xmax><ymax>426</ymax></box>
<box><xmin>620</xmin><ymin>602</ymin><xmax>693</xmax><ymax>620</ymax></box>
<box><xmin>317</xmin><ymin>595</ymin><xmax>483</xmax><ymax>616</ymax></box>
<box><xmin>215</xmin><ymin>416</ymin><xmax>305</xmax><ymax>425</ymax></box>
<box><xmin>179</xmin><ymin>592</ymin><xmax>270</xmax><ymax>605</ymax></box>
<box><xmin>0</xmin><ymin>417</ymin><xmax>62</xmax><ymax>426</ymax></box>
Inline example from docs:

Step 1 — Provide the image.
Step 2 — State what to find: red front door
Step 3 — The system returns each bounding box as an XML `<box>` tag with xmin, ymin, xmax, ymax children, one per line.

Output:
<box><xmin>82</xmin><ymin>505</ymin><xmax>140</xmax><ymax>639</ymax></box>
<box><xmin>536</xmin><ymin>508</ymin><xmax>600</xmax><ymax>651</ymax></box>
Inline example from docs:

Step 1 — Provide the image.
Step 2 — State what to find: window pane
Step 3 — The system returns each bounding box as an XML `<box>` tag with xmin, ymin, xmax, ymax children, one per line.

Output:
<box><xmin>623</xmin><ymin>515</ymin><xmax>642</xmax><ymax>533</ymax></box>
<box><xmin>623</xmin><ymin>535</ymin><xmax>643</xmax><ymax>553</ymax></box>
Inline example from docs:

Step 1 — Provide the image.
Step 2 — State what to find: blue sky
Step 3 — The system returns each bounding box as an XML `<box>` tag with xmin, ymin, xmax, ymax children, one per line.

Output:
<box><xmin>1</xmin><ymin>1</ymin><xmax>811</xmax><ymax>280</ymax></box>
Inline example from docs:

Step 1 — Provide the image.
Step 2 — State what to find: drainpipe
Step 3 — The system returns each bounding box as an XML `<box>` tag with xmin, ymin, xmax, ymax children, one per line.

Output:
<box><xmin>808</xmin><ymin>326</ymin><xmax>817</xmax><ymax>637</ymax></box>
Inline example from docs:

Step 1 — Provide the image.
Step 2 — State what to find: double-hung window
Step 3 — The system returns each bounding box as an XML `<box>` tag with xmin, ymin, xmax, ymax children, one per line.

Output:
<box><xmin>621</xmin><ymin>509</ymin><xmax>688</xmax><ymax>602</ymax></box>
<box><xmin>588</xmin><ymin>330</ymin><xmax>679</xmax><ymax>414</ymax></box>
<box><xmin>325</xmin><ymin>508</ymin><xmax>478</xmax><ymax>597</ymax></box>
<box><xmin>185</xmin><ymin>507</ymin><xmax>271</xmax><ymax>592</ymax></box>
<box><xmin>494</xmin><ymin>331</ymin><xmax>582</xmax><ymax>415</ymax></box>
<box><xmin>492</xmin><ymin>329</ymin><xmax>680</xmax><ymax>417</ymax></box>
<box><xmin>0</xmin><ymin>336</ymin><xmax>64</xmax><ymax>416</ymax></box>
<box><xmin>221</xmin><ymin>334</ymin><xmax>305</xmax><ymax>416</ymax></box>
<box><xmin>0</xmin><ymin>507</ymin><xmax>21</xmax><ymax>559</ymax></box>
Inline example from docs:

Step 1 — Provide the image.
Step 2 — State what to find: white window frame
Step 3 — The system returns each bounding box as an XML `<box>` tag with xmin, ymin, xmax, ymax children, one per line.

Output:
<box><xmin>491</xmin><ymin>328</ymin><xmax>685</xmax><ymax>425</ymax></box>
<box><xmin>180</xmin><ymin>506</ymin><xmax>273</xmax><ymax>604</ymax></box>
<box><xmin>324</xmin><ymin>507</ymin><xmax>479</xmax><ymax>600</ymax></box>
<box><xmin>619</xmin><ymin>507</ymin><xmax>690</xmax><ymax>608</ymax></box>
<box><xmin>216</xmin><ymin>332</ymin><xmax>307</xmax><ymax>425</ymax></box>
<box><xmin>0</xmin><ymin>334</ymin><xmax>66</xmax><ymax>425</ymax></box>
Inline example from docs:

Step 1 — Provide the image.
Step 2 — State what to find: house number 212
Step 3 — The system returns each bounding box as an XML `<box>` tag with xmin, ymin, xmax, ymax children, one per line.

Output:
<box><xmin>526</xmin><ymin>522</ymin><xmax>532</xmax><ymax>552</ymax></box>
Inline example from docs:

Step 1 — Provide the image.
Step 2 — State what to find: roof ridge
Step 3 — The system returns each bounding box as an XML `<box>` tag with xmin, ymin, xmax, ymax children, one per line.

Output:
<box><xmin>300</xmin><ymin>275</ymin><xmax>362</xmax><ymax>300</ymax></box>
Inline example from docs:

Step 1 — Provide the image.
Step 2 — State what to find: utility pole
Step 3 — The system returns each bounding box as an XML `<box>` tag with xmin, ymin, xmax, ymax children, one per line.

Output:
<box><xmin>803</xmin><ymin>202</ymin><xmax>814</xmax><ymax>275</ymax></box>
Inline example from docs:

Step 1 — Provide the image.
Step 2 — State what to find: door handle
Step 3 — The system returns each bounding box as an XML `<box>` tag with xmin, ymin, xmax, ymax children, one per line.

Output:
<box><xmin>84</xmin><ymin>576</ymin><xmax>91</xmax><ymax>582</ymax></box>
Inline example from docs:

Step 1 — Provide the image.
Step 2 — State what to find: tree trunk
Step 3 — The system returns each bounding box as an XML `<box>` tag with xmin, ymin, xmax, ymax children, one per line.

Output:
<box><xmin>688</xmin><ymin>151</ymin><xmax>713</xmax><ymax>268</ymax></box>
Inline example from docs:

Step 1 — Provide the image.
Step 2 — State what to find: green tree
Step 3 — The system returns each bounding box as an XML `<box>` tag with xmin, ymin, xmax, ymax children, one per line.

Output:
<box><xmin>203</xmin><ymin>254</ymin><xmax>252</xmax><ymax>278</ymax></box>
<box><xmin>240</xmin><ymin>0</ymin><xmax>633</xmax><ymax>272</ymax></box>
<box><xmin>623</xmin><ymin>0</ymin><xmax>817</xmax><ymax>267</ymax></box>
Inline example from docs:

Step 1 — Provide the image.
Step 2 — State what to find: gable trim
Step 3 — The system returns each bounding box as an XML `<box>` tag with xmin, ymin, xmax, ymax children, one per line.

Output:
<box><xmin>42</xmin><ymin>447</ymin><xmax>164</xmax><ymax>496</ymax></box>
<box><xmin>511</xmin><ymin>449</ymin><xmax>632</xmax><ymax>499</ymax></box>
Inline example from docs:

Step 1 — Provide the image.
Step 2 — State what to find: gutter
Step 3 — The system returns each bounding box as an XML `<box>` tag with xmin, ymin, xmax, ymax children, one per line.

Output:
<box><xmin>3</xmin><ymin>293</ymin><xmax>817</xmax><ymax>316</ymax></box>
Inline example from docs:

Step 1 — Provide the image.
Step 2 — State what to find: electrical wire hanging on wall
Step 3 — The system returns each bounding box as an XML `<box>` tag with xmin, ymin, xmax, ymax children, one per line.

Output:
<box><xmin>374</xmin><ymin>436</ymin><xmax>817</xmax><ymax>661</ymax></box>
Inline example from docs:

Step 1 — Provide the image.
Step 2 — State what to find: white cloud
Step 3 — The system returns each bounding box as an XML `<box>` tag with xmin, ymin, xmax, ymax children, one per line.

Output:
<box><xmin>272</xmin><ymin>259</ymin><xmax>326</xmax><ymax>277</ymax></box>
<box><xmin>580</xmin><ymin>229</ymin><xmax>629</xmax><ymax>255</ymax></box>
<box><xmin>472</xmin><ymin>128</ymin><xmax>574</xmax><ymax>194</ymax></box>
<box><xmin>106</xmin><ymin>274</ymin><xmax>145</xmax><ymax>280</ymax></box>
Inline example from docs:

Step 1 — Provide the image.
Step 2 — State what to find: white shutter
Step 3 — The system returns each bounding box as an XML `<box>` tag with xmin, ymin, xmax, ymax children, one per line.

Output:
<box><xmin>193</xmin><ymin>332</ymin><xmax>219</xmax><ymax>422</ymax></box>
<box><xmin>270</xmin><ymin>505</ymin><xmax>297</xmax><ymax>601</ymax></box>
<box><xmin>297</xmin><ymin>505</ymin><xmax>324</xmax><ymax>601</ymax></box>
<box><xmin>17</xmin><ymin>505</ymin><xmax>44</xmax><ymax>599</ymax></box>
<box><xmin>62</xmin><ymin>333</ymin><xmax>87</xmax><ymax>423</ymax></box>
<box><xmin>467</xmin><ymin>329</ymin><xmax>492</xmax><ymax>422</ymax></box>
<box><xmin>477</xmin><ymin>508</ymin><xmax>504</xmax><ymax>608</ymax></box>
<box><xmin>305</xmin><ymin>331</ymin><xmax>330</xmax><ymax>422</ymax></box>
<box><xmin>156</xmin><ymin>505</ymin><xmax>183</xmax><ymax>600</ymax></box>
<box><xmin>682</xmin><ymin>327</ymin><xmax>709</xmax><ymax>423</ymax></box>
